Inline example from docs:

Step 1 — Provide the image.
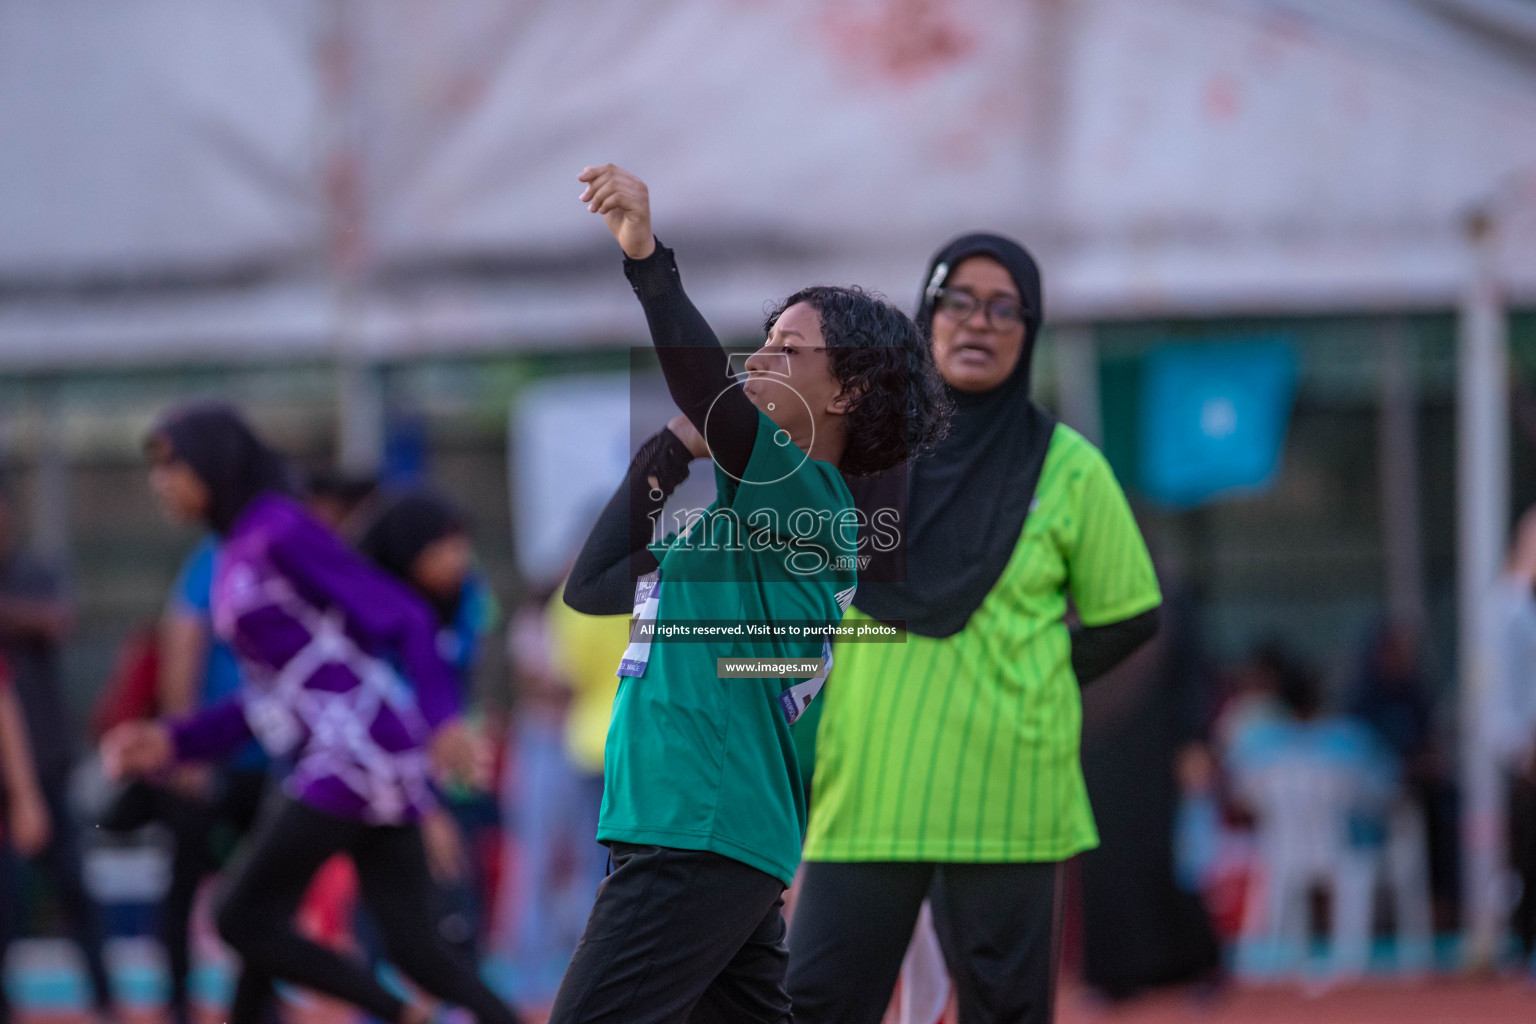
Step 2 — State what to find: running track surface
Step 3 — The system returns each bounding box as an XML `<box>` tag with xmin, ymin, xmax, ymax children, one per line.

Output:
<box><xmin>1055</xmin><ymin>979</ymin><xmax>1536</xmax><ymax>1024</ymax></box>
<box><xmin>10</xmin><ymin>979</ymin><xmax>1536</xmax><ymax>1024</ymax></box>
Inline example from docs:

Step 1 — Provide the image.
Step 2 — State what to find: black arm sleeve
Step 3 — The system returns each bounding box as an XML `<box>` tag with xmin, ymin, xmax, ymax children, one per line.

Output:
<box><xmin>623</xmin><ymin>242</ymin><xmax>759</xmax><ymax>480</ymax></box>
<box><xmin>1070</xmin><ymin>606</ymin><xmax>1161</xmax><ymax>687</ymax></box>
<box><xmin>564</xmin><ymin>428</ymin><xmax>696</xmax><ymax>616</ymax></box>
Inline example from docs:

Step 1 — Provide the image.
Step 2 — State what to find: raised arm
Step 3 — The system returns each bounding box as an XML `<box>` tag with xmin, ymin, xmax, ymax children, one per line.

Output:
<box><xmin>579</xmin><ymin>164</ymin><xmax>759</xmax><ymax>479</ymax></box>
<box><xmin>100</xmin><ymin>696</ymin><xmax>256</xmax><ymax>786</ymax></box>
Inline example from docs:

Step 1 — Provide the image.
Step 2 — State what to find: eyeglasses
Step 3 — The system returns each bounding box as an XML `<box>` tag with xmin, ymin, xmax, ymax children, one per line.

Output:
<box><xmin>933</xmin><ymin>288</ymin><xmax>1027</xmax><ymax>330</ymax></box>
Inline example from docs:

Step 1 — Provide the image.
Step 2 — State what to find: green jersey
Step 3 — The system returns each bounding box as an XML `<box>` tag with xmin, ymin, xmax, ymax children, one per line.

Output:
<box><xmin>598</xmin><ymin>412</ymin><xmax>857</xmax><ymax>886</ymax></box>
<box><xmin>803</xmin><ymin>425</ymin><xmax>1160</xmax><ymax>863</ymax></box>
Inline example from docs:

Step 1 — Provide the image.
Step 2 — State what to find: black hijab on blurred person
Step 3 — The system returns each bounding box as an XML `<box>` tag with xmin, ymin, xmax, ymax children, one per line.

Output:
<box><xmin>152</xmin><ymin>402</ymin><xmax>296</xmax><ymax>535</ymax></box>
<box><xmin>1350</xmin><ymin>622</ymin><xmax>1432</xmax><ymax>762</ymax></box>
<box><xmin>850</xmin><ymin>233</ymin><xmax>1056</xmax><ymax>638</ymax></box>
<box><xmin>358</xmin><ymin>490</ymin><xmax>467</xmax><ymax>625</ymax></box>
<box><xmin>306</xmin><ymin>467</ymin><xmax>383</xmax><ymax>540</ymax></box>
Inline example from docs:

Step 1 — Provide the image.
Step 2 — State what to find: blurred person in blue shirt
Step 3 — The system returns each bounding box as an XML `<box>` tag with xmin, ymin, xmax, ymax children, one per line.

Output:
<box><xmin>100</xmin><ymin>533</ymin><xmax>274</xmax><ymax>1024</ymax></box>
<box><xmin>1492</xmin><ymin>507</ymin><xmax>1536</xmax><ymax>966</ymax></box>
<box><xmin>156</xmin><ymin>537</ymin><xmax>272</xmax><ymax>1024</ymax></box>
<box><xmin>1228</xmin><ymin>648</ymin><xmax>1399</xmax><ymax>845</ymax></box>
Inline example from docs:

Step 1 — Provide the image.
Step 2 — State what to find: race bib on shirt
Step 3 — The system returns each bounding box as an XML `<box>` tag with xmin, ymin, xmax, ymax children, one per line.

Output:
<box><xmin>776</xmin><ymin>583</ymin><xmax>857</xmax><ymax>725</ymax></box>
<box><xmin>616</xmin><ymin>570</ymin><xmax>661</xmax><ymax>678</ymax></box>
<box><xmin>776</xmin><ymin>636</ymin><xmax>833</xmax><ymax>725</ymax></box>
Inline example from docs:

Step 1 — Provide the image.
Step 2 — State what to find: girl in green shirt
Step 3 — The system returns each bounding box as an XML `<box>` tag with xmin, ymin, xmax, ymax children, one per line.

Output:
<box><xmin>552</xmin><ymin>165</ymin><xmax>948</xmax><ymax>1024</ymax></box>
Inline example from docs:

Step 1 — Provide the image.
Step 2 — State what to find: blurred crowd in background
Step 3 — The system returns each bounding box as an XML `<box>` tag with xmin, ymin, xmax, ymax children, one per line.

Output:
<box><xmin>0</xmin><ymin>389</ymin><xmax>1534</xmax><ymax>1019</ymax></box>
<box><xmin>0</xmin><ymin>460</ymin><xmax>632</xmax><ymax>1017</ymax></box>
<box><xmin>3</xmin><ymin>0</ymin><xmax>1536</xmax><ymax>1019</ymax></box>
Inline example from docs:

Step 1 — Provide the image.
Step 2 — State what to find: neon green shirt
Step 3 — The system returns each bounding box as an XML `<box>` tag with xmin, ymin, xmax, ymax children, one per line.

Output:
<box><xmin>803</xmin><ymin>426</ymin><xmax>1160</xmax><ymax>863</ymax></box>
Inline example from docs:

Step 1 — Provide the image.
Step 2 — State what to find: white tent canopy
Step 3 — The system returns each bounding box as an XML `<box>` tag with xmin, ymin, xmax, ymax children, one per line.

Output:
<box><xmin>1</xmin><ymin>0</ymin><xmax>1534</xmax><ymax>368</ymax></box>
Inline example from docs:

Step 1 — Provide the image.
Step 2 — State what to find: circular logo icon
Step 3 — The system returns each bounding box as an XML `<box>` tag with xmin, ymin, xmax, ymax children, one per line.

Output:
<box><xmin>703</xmin><ymin>375</ymin><xmax>813</xmax><ymax>485</ymax></box>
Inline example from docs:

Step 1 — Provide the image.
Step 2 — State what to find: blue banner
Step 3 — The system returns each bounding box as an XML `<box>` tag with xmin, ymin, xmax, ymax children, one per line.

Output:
<box><xmin>1138</xmin><ymin>340</ymin><xmax>1297</xmax><ymax>507</ymax></box>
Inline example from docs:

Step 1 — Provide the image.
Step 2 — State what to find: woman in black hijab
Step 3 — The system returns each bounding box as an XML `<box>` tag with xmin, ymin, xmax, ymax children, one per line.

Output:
<box><xmin>358</xmin><ymin>490</ymin><xmax>497</xmax><ymax>968</ymax></box>
<box><xmin>359</xmin><ymin>492</ymin><xmax>473</xmax><ymax>632</ymax></box>
<box><xmin>787</xmin><ymin>235</ymin><xmax>1163</xmax><ymax>1024</ymax></box>
<box><xmin>148</xmin><ymin>401</ymin><xmax>297</xmax><ymax>533</ymax></box>
<box><xmin>125</xmin><ymin>402</ymin><xmax>294</xmax><ymax>1024</ymax></box>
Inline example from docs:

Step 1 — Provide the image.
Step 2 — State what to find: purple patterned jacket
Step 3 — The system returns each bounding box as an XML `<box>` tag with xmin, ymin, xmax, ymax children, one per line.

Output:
<box><xmin>168</xmin><ymin>495</ymin><xmax>460</xmax><ymax>824</ymax></box>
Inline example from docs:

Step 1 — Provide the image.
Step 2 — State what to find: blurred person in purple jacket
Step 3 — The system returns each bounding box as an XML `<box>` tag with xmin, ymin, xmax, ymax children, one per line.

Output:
<box><xmin>99</xmin><ymin>403</ymin><xmax>522</xmax><ymax>1024</ymax></box>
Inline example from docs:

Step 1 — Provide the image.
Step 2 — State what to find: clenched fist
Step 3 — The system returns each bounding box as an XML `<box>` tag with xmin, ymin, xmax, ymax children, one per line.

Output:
<box><xmin>429</xmin><ymin>719</ymin><xmax>491</xmax><ymax>790</ymax></box>
<box><xmin>101</xmin><ymin>720</ymin><xmax>174</xmax><ymax>780</ymax></box>
<box><xmin>579</xmin><ymin>164</ymin><xmax>656</xmax><ymax>260</ymax></box>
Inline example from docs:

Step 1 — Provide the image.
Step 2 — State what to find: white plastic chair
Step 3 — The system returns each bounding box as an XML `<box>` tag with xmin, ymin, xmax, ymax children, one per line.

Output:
<box><xmin>1236</xmin><ymin>753</ymin><xmax>1379</xmax><ymax>979</ymax></box>
<box><xmin>1382</xmin><ymin>797</ymin><xmax>1434</xmax><ymax>973</ymax></box>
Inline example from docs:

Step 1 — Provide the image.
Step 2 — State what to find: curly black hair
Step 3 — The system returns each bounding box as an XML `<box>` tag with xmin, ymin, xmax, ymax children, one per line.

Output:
<box><xmin>764</xmin><ymin>286</ymin><xmax>951</xmax><ymax>478</ymax></box>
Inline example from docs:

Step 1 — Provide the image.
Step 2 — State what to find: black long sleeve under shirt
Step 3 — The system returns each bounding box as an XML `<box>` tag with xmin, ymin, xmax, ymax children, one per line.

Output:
<box><xmin>564</xmin><ymin>242</ymin><xmax>761</xmax><ymax>616</ymax></box>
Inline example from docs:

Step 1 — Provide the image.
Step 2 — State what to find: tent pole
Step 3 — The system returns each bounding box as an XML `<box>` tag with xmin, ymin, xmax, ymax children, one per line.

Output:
<box><xmin>319</xmin><ymin>0</ymin><xmax>382</xmax><ymax>475</ymax></box>
<box><xmin>1457</xmin><ymin>209</ymin><xmax>1509</xmax><ymax>968</ymax></box>
<box><xmin>1053</xmin><ymin>325</ymin><xmax>1103</xmax><ymax>446</ymax></box>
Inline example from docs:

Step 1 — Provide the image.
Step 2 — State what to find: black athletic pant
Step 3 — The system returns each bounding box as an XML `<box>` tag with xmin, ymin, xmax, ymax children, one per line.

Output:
<box><xmin>158</xmin><ymin>770</ymin><xmax>269</xmax><ymax>1024</ymax></box>
<box><xmin>213</xmin><ymin>796</ymin><xmax>522</xmax><ymax>1024</ymax></box>
<box><xmin>0</xmin><ymin>768</ymin><xmax>114</xmax><ymax>1017</ymax></box>
<box><xmin>548</xmin><ymin>843</ymin><xmax>791</xmax><ymax>1024</ymax></box>
<box><xmin>1510</xmin><ymin>771</ymin><xmax>1536</xmax><ymax>957</ymax></box>
<box><xmin>787</xmin><ymin>860</ymin><xmax>1064</xmax><ymax>1024</ymax></box>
